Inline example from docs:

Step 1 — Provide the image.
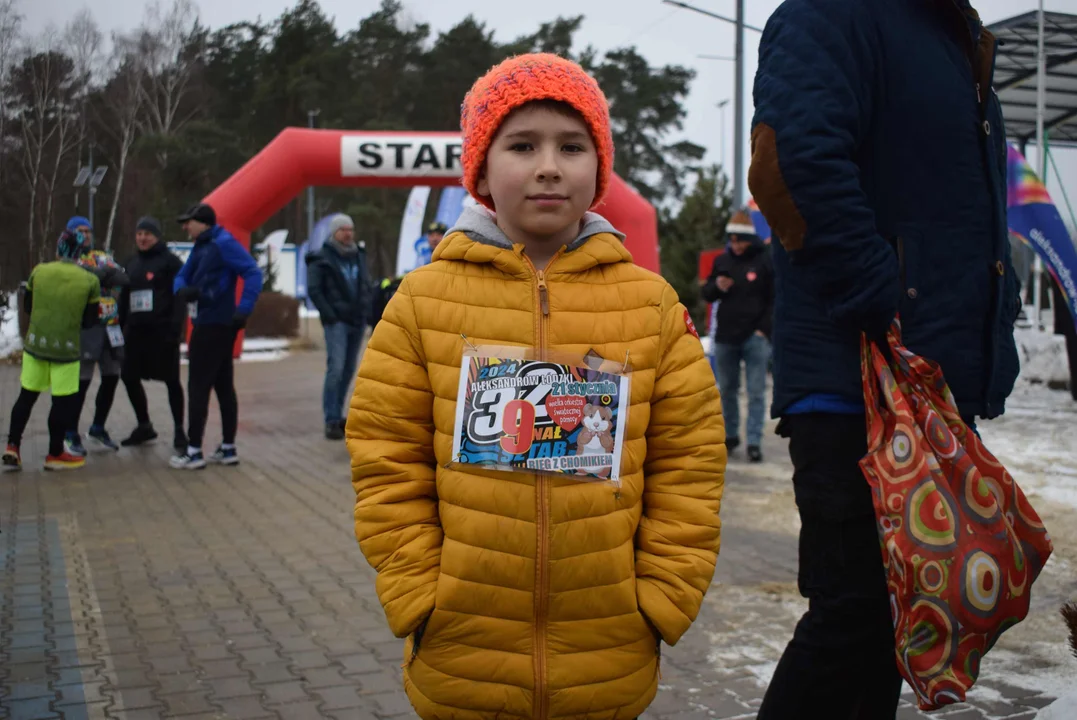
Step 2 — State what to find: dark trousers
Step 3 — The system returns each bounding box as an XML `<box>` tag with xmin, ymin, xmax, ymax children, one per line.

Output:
<box><xmin>8</xmin><ymin>390</ymin><xmax>80</xmax><ymax>457</ymax></box>
<box><xmin>122</xmin><ymin>355</ymin><xmax>184</xmax><ymax>433</ymax></box>
<box><xmin>75</xmin><ymin>376</ymin><xmax>120</xmax><ymax>429</ymax></box>
<box><xmin>186</xmin><ymin>324</ymin><xmax>238</xmax><ymax>450</ymax></box>
<box><xmin>757</xmin><ymin>413</ymin><xmax>903</xmax><ymax>720</ymax></box>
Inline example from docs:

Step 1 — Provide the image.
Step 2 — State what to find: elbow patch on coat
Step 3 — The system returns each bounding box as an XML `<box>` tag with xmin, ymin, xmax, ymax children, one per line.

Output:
<box><xmin>748</xmin><ymin>124</ymin><xmax>806</xmax><ymax>252</ymax></box>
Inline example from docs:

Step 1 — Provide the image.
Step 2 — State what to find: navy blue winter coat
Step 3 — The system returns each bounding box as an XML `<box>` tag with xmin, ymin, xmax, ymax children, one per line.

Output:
<box><xmin>174</xmin><ymin>225</ymin><xmax>264</xmax><ymax>326</ymax></box>
<box><xmin>305</xmin><ymin>241</ymin><xmax>373</xmax><ymax>329</ymax></box>
<box><xmin>749</xmin><ymin>0</ymin><xmax>1020</xmax><ymax>420</ymax></box>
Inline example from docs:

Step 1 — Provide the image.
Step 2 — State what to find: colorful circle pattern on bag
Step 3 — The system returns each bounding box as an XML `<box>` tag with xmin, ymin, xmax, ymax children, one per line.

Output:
<box><xmin>858</xmin><ymin>321</ymin><xmax>1054</xmax><ymax>711</ymax></box>
<box><xmin>907</xmin><ymin>479</ymin><xmax>959</xmax><ymax>552</ymax></box>
<box><xmin>960</xmin><ymin>550</ymin><xmax>1001</xmax><ymax>620</ymax></box>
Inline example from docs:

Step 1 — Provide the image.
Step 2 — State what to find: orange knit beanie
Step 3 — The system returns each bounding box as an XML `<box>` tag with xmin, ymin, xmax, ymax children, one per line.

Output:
<box><xmin>460</xmin><ymin>53</ymin><xmax>614</xmax><ymax>211</ymax></box>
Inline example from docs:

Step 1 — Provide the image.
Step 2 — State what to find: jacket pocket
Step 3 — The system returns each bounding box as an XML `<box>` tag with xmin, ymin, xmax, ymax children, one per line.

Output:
<box><xmin>403</xmin><ymin>613</ymin><xmax>432</xmax><ymax>669</ymax></box>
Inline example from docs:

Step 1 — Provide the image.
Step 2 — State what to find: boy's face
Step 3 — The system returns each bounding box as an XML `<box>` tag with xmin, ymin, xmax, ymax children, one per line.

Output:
<box><xmin>477</xmin><ymin>104</ymin><xmax>598</xmax><ymax>248</ymax></box>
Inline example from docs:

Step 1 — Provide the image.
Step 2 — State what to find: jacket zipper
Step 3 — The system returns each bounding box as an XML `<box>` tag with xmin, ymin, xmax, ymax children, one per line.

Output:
<box><xmin>523</xmin><ymin>253</ymin><xmax>556</xmax><ymax>720</ymax></box>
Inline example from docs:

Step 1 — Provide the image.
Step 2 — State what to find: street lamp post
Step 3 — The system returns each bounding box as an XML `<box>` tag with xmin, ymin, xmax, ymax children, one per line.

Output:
<box><xmin>307</xmin><ymin>109</ymin><xmax>321</xmax><ymax>243</ymax></box>
<box><xmin>717</xmin><ymin>99</ymin><xmax>730</xmax><ymax>171</ymax></box>
<box><xmin>667</xmin><ymin>0</ymin><xmax>761</xmax><ymax>209</ymax></box>
<box><xmin>733</xmin><ymin>0</ymin><xmax>745</xmax><ymax>209</ymax></box>
<box><xmin>73</xmin><ymin>142</ymin><xmax>108</xmax><ymax>247</ymax></box>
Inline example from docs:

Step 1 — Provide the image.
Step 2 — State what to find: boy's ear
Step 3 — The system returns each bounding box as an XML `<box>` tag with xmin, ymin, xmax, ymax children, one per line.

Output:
<box><xmin>476</xmin><ymin>166</ymin><xmax>490</xmax><ymax>198</ymax></box>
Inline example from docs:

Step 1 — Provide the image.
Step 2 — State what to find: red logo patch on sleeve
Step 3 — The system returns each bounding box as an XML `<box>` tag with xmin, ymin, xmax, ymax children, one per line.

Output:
<box><xmin>684</xmin><ymin>310</ymin><xmax>700</xmax><ymax>339</ymax></box>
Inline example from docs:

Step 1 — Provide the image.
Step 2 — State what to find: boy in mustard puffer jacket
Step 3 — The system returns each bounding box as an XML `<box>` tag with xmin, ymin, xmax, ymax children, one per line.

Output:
<box><xmin>348</xmin><ymin>53</ymin><xmax>725</xmax><ymax>720</ymax></box>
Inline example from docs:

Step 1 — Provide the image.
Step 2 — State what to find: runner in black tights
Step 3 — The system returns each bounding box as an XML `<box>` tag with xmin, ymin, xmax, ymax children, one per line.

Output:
<box><xmin>119</xmin><ymin>217</ymin><xmax>188</xmax><ymax>452</ymax></box>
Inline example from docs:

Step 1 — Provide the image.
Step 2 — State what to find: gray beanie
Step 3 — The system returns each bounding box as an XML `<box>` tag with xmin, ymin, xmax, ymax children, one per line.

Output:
<box><xmin>327</xmin><ymin>214</ymin><xmax>354</xmax><ymax>240</ymax></box>
<box><xmin>136</xmin><ymin>216</ymin><xmax>163</xmax><ymax>239</ymax></box>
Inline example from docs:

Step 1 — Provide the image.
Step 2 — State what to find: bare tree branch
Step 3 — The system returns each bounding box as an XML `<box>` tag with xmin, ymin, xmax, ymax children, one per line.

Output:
<box><xmin>12</xmin><ymin>26</ymin><xmax>86</xmax><ymax>264</ymax></box>
<box><xmin>138</xmin><ymin>0</ymin><xmax>200</xmax><ymax>168</ymax></box>
<box><xmin>0</xmin><ymin>0</ymin><xmax>23</xmax><ymax>190</ymax></box>
<box><xmin>98</xmin><ymin>30</ymin><xmax>146</xmax><ymax>250</ymax></box>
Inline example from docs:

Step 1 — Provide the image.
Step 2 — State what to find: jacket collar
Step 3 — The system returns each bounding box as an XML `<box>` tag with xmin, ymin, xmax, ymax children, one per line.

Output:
<box><xmin>195</xmin><ymin>226</ymin><xmax>218</xmax><ymax>245</ymax></box>
<box><xmin>433</xmin><ymin>205</ymin><xmax>632</xmax><ymax>278</ymax></box>
<box><xmin>139</xmin><ymin>241</ymin><xmax>166</xmax><ymax>258</ymax></box>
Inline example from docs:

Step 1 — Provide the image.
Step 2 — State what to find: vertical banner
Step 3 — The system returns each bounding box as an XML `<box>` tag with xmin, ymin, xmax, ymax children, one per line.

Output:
<box><xmin>434</xmin><ymin>186</ymin><xmax>469</xmax><ymax>230</ymax></box>
<box><xmin>396</xmin><ymin>185</ymin><xmax>432</xmax><ymax>276</ymax></box>
<box><xmin>297</xmin><ymin>214</ymin><xmax>336</xmax><ymax>308</ymax></box>
<box><xmin>1007</xmin><ymin>145</ymin><xmax>1077</xmax><ymax>323</ymax></box>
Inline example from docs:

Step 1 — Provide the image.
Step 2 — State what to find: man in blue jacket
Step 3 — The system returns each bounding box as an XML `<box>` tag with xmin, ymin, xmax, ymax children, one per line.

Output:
<box><xmin>749</xmin><ymin>0</ymin><xmax>1021</xmax><ymax>716</ymax></box>
<box><xmin>170</xmin><ymin>203</ymin><xmax>263</xmax><ymax>470</ymax></box>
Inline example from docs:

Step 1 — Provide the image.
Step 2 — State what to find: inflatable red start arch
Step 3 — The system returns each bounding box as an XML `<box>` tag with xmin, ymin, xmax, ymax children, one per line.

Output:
<box><xmin>204</xmin><ymin>128</ymin><xmax>660</xmax><ymax>271</ymax></box>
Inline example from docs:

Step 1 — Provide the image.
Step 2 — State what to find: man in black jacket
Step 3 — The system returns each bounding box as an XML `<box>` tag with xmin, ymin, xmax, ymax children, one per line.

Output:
<box><xmin>701</xmin><ymin>209</ymin><xmax>774</xmax><ymax>462</ymax></box>
<box><xmin>119</xmin><ymin>217</ymin><xmax>188</xmax><ymax>451</ymax></box>
<box><xmin>306</xmin><ymin>213</ymin><xmax>372</xmax><ymax>440</ymax></box>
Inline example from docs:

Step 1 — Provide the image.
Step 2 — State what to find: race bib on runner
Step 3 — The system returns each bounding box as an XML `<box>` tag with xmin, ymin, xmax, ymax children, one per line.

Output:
<box><xmin>451</xmin><ymin>346</ymin><xmax>631</xmax><ymax>484</ymax></box>
<box><xmin>187</xmin><ymin>302</ymin><xmax>197</xmax><ymax>320</ymax></box>
<box><xmin>106</xmin><ymin>325</ymin><xmax>125</xmax><ymax>348</ymax></box>
<box><xmin>131</xmin><ymin>289</ymin><xmax>153</xmax><ymax>313</ymax></box>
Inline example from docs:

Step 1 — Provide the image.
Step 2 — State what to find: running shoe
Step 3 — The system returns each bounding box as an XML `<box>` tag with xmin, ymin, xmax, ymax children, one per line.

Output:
<box><xmin>45</xmin><ymin>452</ymin><xmax>86</xmax><ymax>471</ymax></box>
<box><xmin>209</xmin><ymin>446</ymin><xmax>239</xmax><ymax>466</ymax></box>
<box><xmin>121</xmin><ymin>424</ymin><xmax>158</xmax><ymax>447</ymax></box>
<box><xmin>64</xmin><ymin>433</ymin><xmax>87</xmax><ymax>457</ymax></box>
<box><xmin>170</xmin><ymin>450</ymin><xmax>207</xmax><ymax>470</ymax></box>
<box><xmin>2</xmin><ymin>444</ymin><xmax>21</xmax><ymax>471</ymax></box>
<box><xmin>88</xmin><ymin>425</ymin><xmax>120</xmax><ymax>452</ymax></box>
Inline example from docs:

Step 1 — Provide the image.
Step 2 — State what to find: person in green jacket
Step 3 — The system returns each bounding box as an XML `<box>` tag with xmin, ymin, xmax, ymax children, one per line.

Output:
<box><xmin>3</xmin><ymin>230</ymin><xmax>101</xmax><ymax>471</ymax></box>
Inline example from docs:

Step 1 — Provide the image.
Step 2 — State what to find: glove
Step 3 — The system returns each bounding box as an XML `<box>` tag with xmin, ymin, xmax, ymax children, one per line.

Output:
<box><xmin>231</xmin><ymin>312</ymin><xmax>249</xmax><ymax>330</ymax></box>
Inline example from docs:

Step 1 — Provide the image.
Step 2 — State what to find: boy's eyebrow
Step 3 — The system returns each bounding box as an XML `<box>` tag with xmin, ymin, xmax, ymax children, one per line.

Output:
<box><xmin>501</xmin><ymin>129</ymin><xmax>592</xmax><ymax>141</ymax></box>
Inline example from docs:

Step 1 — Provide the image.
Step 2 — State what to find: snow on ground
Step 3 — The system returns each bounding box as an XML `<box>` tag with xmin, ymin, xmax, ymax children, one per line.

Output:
<box><xmin>1</xmin><ymin>292</ymin><xmax>20</xmax><ymax>359</ymax></box>
<box><xmin>1014</xmin><ymin>327</ymin><xmax>1071</xmax><ymax>387</ymax></box>
<box><xmin>1037</xmin><ymin>693</ymin><xmax>1077</xmax><ymax>719</ymax></box>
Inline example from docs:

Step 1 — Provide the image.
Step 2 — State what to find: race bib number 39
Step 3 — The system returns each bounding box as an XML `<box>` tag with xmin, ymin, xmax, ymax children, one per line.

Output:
<box><xmin>451</xmin><ymin>348</ymin><xmax>631</xmax><ymax>484</ymax></box>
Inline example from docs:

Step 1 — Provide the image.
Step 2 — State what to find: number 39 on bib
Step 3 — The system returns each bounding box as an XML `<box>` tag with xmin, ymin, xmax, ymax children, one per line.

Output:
<box><xmin>450</xmin><ymin>345</ymin><xmax>631</xmax><ymax>485</ymax></box>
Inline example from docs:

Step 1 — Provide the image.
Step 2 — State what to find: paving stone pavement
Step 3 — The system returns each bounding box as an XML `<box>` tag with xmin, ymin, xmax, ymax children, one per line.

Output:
<box><xmin>0</xmin><ymin>351</ymin><xmax>1059</xmax><ymax>719</ymax></box>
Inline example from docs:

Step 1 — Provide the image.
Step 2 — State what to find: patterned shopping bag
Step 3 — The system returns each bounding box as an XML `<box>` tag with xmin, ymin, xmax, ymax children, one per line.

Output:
<box><xmin>859</xmin><ymin>320</ymin><xmax>1053</xmax><ymax>710</ymax></box>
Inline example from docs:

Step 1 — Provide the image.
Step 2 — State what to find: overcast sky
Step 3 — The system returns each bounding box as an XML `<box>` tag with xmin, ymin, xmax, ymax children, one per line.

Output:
<box><xmin>25</xmin><ymin>0</ymin><xmax>1077</xmax><ymax>213</ymax></box>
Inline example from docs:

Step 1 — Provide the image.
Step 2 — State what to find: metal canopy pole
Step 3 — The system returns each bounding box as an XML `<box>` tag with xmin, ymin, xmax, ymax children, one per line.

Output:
<box><xmin>1033</xmin><ymin>0</ymin><xmax>1047</xmax><ymax>330</ymax></box>
<box><xmin>733</xmin><ymin>0</ymin><xmax>745</xmax><ymax>209</ymax></box>
<box><xmin>307</xmin><ymin>109</ymin><xmax>320</xmax><ymax>243</ymax></box>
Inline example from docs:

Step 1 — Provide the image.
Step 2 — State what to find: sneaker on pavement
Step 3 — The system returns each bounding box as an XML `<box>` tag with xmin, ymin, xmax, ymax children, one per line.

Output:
<box><xmin>88</xmin><ymin>425</ymin><xmax>120</xmax><ymax>452</ymax></box>
<box><xmin>2</xmin><ymin>444</ymin><xmax>21</xmax><ymax>472</ymax></box>
<box><xmin>45</xmin><ymin>452</ymin><xmax>86</xmax><ymax>471</ymax></box>
<box><xmin>747</xmin><ymin>445</ymin><xmax>763</xmax><ymax>463</ymax></box>
<box><xmin>326</xmin><ymin>423</ymin><xmax>345</xmax><ymax>441</ymax></box>
<box><xmin>173</xmin><ymin>431</ymin><xmax>189</xmax><ymax>454</ymax></box>
<box><xmin>209</xmin><ymin>446</ymin><xmax>239</xmax><ymax>466</ymax></box>
<box><xmin>170</xmin><ymin>451</ymin><xmax>207</xmax><ymax>470</ymax></box>
<box><xmin>65</xmin><ymin>433</ymin><xmax>87</xmax><ymax>457</ymax></box>
<box><xmin>121</xmin><ymin>424</ymin><xmax>158</xmax><ymax>447</ymax></box>
<box><xmin>726</xmin><ymin>436</ymin><xmax>741</xmax><ymax>454</ymax></box>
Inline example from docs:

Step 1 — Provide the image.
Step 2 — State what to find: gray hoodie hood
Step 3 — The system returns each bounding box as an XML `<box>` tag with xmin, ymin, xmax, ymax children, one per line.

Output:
<box><xmin>446</xmin><ymin>204</ymin><xmax>625</xmax><ymax>253</ymax></box>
